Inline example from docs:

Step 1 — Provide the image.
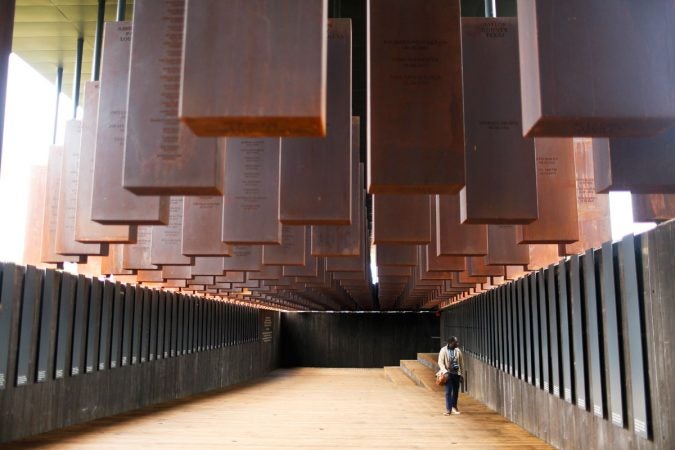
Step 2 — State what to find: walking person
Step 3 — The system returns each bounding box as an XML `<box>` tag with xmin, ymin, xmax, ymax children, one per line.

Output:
<box><xmin>437</xmin><ymin>336</ymin><xmax>464</xmax><ymax>416</ymax></box>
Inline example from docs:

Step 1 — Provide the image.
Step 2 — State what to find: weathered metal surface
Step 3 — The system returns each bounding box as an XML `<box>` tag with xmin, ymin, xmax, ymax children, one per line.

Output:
<box><xmin>631</xmin><ymin>194</ymin><xmax>675</xmax><ymax>223</ymax></box>
<box><xmin>151</xmin><ymin>197</ymin><xmax>192</xmax><ymax>265</ymax></box>
<box><xmin>101</xmin><ymin>244</ymin><xmax>135</xmax><ymax>275</ymax></box>
<box><xmin>373</xmin><ymin>194</ymin><xmax>430</xmax><ymax>244</ymax></box>
<box><xmin>23</xmin><ymin>166</ymin><xmax>48</xmax><ymax>266</ymax></box>
<box><xmin>55</xmin><ymin>120</ymin><xmax>102</xmax><ymax>256</ymax></box>
<box><xmin>182</xmin><ymin>196</ymin><xmax>232</xmax><ymax>256</ymax></box>
<box><xmin>75</xmin><ymin>81</ymin><xmax>133</xmax><ymax>243</ymax></box>
<box><xmin>124</xmin><ymin>0</ymin><xmax>224</xmax><ymax>195</ymax></box>
<box><xmin>91</xmin><ymin>22</ymin><xmax>169</xmax><ymax>225</ymax></box>
<box><xmin>310</xmin><ymin>119</ymin><xmax>362</xmax><ymax>256</ymax></box>
<box><xmin>368</xmin><ymin>0</ymin><xmax>464</xmax><ymax>194</ymax></box>
<box><xmin>376</xmin><ymin>245</ymin><xmax>417</xmax><ymax>267</ymax></box>
<box><xmin>279</xmin><ymin>19</ymin><xmax>351</xmax><ymax>225</ymax></box>
<box><xmin>222</xmin><ymin>138</ymin><xmax>281</xmax><ymax>244</ymax></box>
<box><xmin>460</xmin><ymin>18</ymin><xmax>537</xmax><ymax>224</ymax></box>
<box><xmin>122</xmin><ymin>226</ymin><xmax>157</xmax><ymax>270</ymax></box>
<box><xmin>263</xmin><ymin>226</ymin><xmax>306</xmax><ymax>266</ymax></box>
<box><xmin>468</xmin><ymin>256</ymin><xmax>505</xmax><ymax>277</ymax></box>
<box><xmin>41</xmin><ymin>146</ymin><xmax>81</xmax><ymax>264</ymax></box>
<box><xmin>593</xmin><ymin>127</ymin><xmax>675</xmax><ymax>193</ymax></box>
<box><xmin>436</xmin><ymin>194</ymin><xmax>487</xmax><ymax>256</ymax></box>
<box><xmin>162</xmin><ymin>265</ymin><xmax>192</xmax><ymax>280</ymax></box>
<box><xmin>559</xmin><ymin>139</ymin><xmax>611</xmax><ymax>256</ymax></box>
<box><xmin>517</xmin><ymin>138</ymin><xmax>578</xmax><ymax>244</ymax></box>
<box><xmin>486</xmin><ymin>225</ymin><xmax>530</xmax><ymax>266</ymax></box>
<box><xmin>518</xmin><ymin>0</ymin><xmax>675</xmax><ymax>137</ymax></box>
<box><xmin>180</xmin><ymin>0</ymin><xmax>327</xmax><ymax>137</ymax></box>
<box><xmin>222</xmin><ymin>246</ymin><xmax>263</xmax><ymax>272</ymax></box>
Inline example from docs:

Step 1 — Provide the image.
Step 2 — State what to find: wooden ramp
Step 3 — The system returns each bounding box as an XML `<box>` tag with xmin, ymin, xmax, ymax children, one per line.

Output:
<box><xmin>4</xmin><ymin>367</ymin><xmax>551</xmax><ymax>449</ymax></box>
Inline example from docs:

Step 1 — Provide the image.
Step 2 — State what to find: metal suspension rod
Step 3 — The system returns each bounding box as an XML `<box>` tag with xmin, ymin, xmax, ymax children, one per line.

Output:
<box><xmin>0</xmin><ymin>0</ymin><xmax>16</xmax><ymax>174</ymax></box>
<box><xmin>92</xmin><ymin>0</ymin><xmax>106</xmax><ymax>81</ymax></box>
<box><xmin>72</xmin><ymin>37</ymin><xmax>84</xmax><ymax>118</ymax></box>
<box><xmin>485</xmin><ymin>0</ymin><xmax>497</xmax><ymax>18</ymax></box>
<box><xmin>53</xmin><ymin>66</ymin><xmax>63</xmax><ymax>144</ymax></box>
<box><xmin>116</xmin><ymin>0</ymin><xmax>126</xmax><ymax>21</ymax></box>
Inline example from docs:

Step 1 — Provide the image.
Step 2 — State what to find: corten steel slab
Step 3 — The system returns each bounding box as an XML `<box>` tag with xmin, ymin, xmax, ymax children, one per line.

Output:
<box><xmin>161</xmin><ymin>279</ymin><xmax>187</xmax><ymax>289</ymax></box>
<box><xmin>136</xmin><ymin>270</ymin><xmax>164</xmax><ymax>283</ymax></box>
<box><xmin>368</xmin><ymin>0</ymin><xmax>464</xmax><ymax>194</ymax></box>
<box><xmin>284</xmin><ymin>234</ymin><xmax>319</xmax><ymax>277</ymax></box>
<box><xmin>162</xmin><ymin>265</ymin><xmax>192</xmax><ymax>280</ymax></box>
<box><xmin>182</xmin><ymin>196</ymin><xmax>232</xmax><ymax>256</ymax></box>
<box><xmin>101</xmin><ymin>244</ymin><xmax>134</xmax><ymax>276</ymax></box>
<box><xmin>23</xmin><ymin>166</ymin><xmax>48</xmax><ymax>267</ymax></box>
<box><xmin>279</xmin><ymin>19</ymin><xmax>351</xmax><ymax>225</ymax></box>
<box><xmin>632</xmin><ymin>194</ymin><xmax>675</xmax><ymax>223</ymax></box>
<box><xmin>376</xmin><ymin>266</ymin><xmax>411</xmax><ymax>277</ymax></box>
<box><xmin>593</xmin><ymin>127</ymin><xmax>675</xmax><ymax>193</ymax></box>
<box><xmin>192</xmin><ymin>257</ymin><xmax>225</xmax><ymax>276</ymax></box>
<box><xmin>151</xmin><ymin>197</ymin><xmax>192</xmax><ymax>265</ymax></box>
<box><xmin>248</xmin><ymin>265</ymin><xmax>282</xmax><ymax>281</ymax></box>
<box><xmin>373</xmin><ymin>194</ymin><xmax>430</xmax><ymax>244</ymax></box>
<box><xmin>232</xmin><ymin>279</ymin><xmax>260</xmax><ymax>289</ymax></box>
<box><xmin>78</xmin><ymin>256</ymin><xmax>103</xmax><ymax>277</ymax></box>
<box><xmin>417</xmin><ymin>248</ymin><xmax>455</xmax><ymax>281</ymax></box>
<box><xmin>425</xmin><ymin>245</ymin><xmax>465</xmax><ymax>272</ymax></box>
<box><xmin>376</xmin><ymin>245</ymin><xmax>417</xmax><ymax>267</ymax></box>
<box><xmin>460</xmin><ymin>18</ymin><xmax>537</xmax><ymax>224</ymax></box>
<box><xmin>311</xmin><ymin>119</ymin><xmax>362</xmax><ymax>256</ymax></box>
<box><xmin>486</xmin><ymin>225</ymin><xmax>530</xmax><ymax>266</ymax></box>
<box><xmin>517</xmin><ymin>0</ymin><xmax>675</xmax><ymax>137</ymax></box>
<box><xmin>222</xmin><ymin>138</ymin><xmax>281</xmax><ymax>244</ymax></box>
<box><xmin>332</xmin><ymin>271</ymin><xmax>364</xmax><ymax>281</ymax></box>
<box><xmin>122</xmin><ymin>226</ymin><xmax>157</xmax><ymax>270</ymax></box>
<box><xmin>325</xmin><ymin>252</ymin><xmax>363</xmax><ymax>272</ymax></box>
<box><xmin>560</xmin><ymin>139</ymin><xmax>611</xmax><ymax>256</ymax></box>
<box><xmin>75</xmin><ymin>81</ymin><xmax>134</xmax><ymax>243</ymax></box>
<box><xmin>436</xmin><ymin>194</ymin><xmax>487</xmax><ymax>256</ymax></box>
<box><xmin>263</xmin><ymin>226</ymin><xmax>306</xmax><ymax>266</ymax></box>
<box><xmin>124</xmin><ymin>0</ymin><xmax>224</xmax><ymax>195</ymax></box>
<box><xmin>427</xmin><ymin>197</ymin><xmax>466</xmax><ymax>271</ymax></box>
<box><xmin>41</xmin><ymin>146</ymin><xmax>81</xmax><ymax>264</ymax></box>
<box><xmin>222</xmin><ymin>246</ymin><xmax>263</xmax><ymax>272</ymax></box>
<box><xmin>55</xmin><ymin>121</ymin><xmax>102</xmax><ymax>256</ymax></box>
<box><xmin>458</xmin><ymin>270</ymin><xmax>487</xmax><ymax>285</ymax></box>
<box><xmin>180</xmin><ymin>0</ymin><xmax>327</xmax><ymax>137</ymax></box>
<box><xmin>190</xmin><ymin>275</ymin><xmax>214</xmax><ymax>285</ymax></box>
<box><xmin>468</xmin><ymin>256</ymin><xmax>505</xmax><ymax>277</ymax></box>
<box><xmin>216</xmin><ymin>272</ymin><xmax>246</xmax><ymax>283</ymax></box>
<box><xmin>526</xmin><ymin>244</ymin><xmax>560</xmax><ymax>271</ymax></box>
<box><xmin>91</xmin><ymin>22</ymin><xmax>169</xmax><ymax>225</ymax></box>
<box><xmin>517</xmin><ymin>138</ymin><xmax>579</xmax><ymax>243</ymax></box>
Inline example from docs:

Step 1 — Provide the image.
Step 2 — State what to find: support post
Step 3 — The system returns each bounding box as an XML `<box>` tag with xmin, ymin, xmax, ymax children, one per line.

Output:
<box><xmin>485</xmin><ymin>0</ymin><xmax>497</xmax><ymax>18</ymax></box>
<box><xmin>72</xmin><ymin>37</ymin><xmax>84</xmax><ymax>118</ymax></box>
<box><xmin>0</xmin><ymin>0</ymin><xmax>16</xmax><ymax>174</ymax></box>
<box><xmin>116</xmin><ymin>0</ymin><xmax>126</xmax><ymax>22</ymax></box>
<box><xmin>92</xmin><ymin>0</ymin><xmax>106</xmax><ymax>81</ymax></box>
<box><xmin>53</xmin><ymin>66</ymin><xmax>63</xmax><ymax>144</ymax></box>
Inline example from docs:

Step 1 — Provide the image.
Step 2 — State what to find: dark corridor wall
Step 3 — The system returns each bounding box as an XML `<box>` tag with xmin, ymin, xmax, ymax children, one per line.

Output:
<box><xmin>281</xmin><ymin>312</ymin><xmax>439</xmax><ymax>367</ymax></box>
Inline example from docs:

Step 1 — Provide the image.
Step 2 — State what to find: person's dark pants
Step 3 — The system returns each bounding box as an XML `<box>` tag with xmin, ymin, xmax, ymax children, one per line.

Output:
<box><xmin>445</xmin><ymin>374</ymin><xmax>461</xmax><ymax>411</ymax></box>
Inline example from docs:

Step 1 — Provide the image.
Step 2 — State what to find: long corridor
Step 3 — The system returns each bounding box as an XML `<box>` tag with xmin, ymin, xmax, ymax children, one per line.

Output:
<box><xmin>4</xmin><ymin>368</ymin><xmax>551</xmax><ymax>449</ymax></box>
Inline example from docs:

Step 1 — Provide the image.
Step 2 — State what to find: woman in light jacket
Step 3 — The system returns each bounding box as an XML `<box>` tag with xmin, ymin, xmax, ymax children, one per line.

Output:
<box><xmin>437</xmin><ymin>336</ymin><xmax>464</xmax><ymax>415</ymax></box>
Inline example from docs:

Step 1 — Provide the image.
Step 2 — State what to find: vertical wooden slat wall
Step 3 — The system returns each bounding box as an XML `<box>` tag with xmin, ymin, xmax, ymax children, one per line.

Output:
<box><xmin>441</xmin><ymin>220</ymin><xmax>674</xmax><ymax>449</ymax></box>
<box><xmin>0</xmin><ymin>266</ymin><xmax>280</xmax><ymax>443</ymax></box>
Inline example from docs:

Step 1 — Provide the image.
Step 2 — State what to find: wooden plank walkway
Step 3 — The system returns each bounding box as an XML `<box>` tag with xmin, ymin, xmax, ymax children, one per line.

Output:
<box><xmin>3</xmin><ymin>368</ymin><xmax>552</xmax><ymax>449</ymax></box>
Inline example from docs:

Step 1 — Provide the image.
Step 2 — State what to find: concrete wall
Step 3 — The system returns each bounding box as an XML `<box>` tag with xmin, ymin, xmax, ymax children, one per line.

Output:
<box><xmin>281</xmin><ymin>312</ymin><xmax>439</xmax><ymax>367</ymax></box>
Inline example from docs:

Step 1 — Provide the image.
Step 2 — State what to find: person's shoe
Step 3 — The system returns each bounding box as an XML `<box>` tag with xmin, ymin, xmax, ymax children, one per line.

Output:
<box><xmin>451</xmin><ymin>408</ymin><xmax>461</xmax><ymax>415</ymax></box>
<box><xmin>443</xmin><ymin>411</ymin><xmax>451</xmax><ymax>416</ymax></box>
